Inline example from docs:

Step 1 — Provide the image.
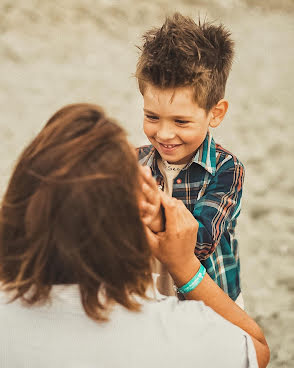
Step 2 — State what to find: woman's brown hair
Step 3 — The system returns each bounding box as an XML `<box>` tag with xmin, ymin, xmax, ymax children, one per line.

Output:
<box><xmin>0</xmin><ymin>103</ymin><xmax>152</xmax><ymax>321</ymax></box>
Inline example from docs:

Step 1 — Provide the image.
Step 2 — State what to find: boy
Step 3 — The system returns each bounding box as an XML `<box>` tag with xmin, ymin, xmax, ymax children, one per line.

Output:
<box><xmin>136</xmin><ymin>13</ymin><xmax>245</xmax><ymax>307</ymax></box>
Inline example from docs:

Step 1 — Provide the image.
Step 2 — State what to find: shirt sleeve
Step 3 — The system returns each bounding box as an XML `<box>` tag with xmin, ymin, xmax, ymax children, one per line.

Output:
<box><xmin>193</xmin><ymin>156</ymin><xmax>245</xmax><ymax>260</ymax></box>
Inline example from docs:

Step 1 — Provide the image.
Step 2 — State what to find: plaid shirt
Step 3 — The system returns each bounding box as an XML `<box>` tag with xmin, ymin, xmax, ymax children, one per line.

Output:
<box><xmin>138</xmin><ymin>132</ymin><xmax>245</xmax><ymax>301</ymax></box>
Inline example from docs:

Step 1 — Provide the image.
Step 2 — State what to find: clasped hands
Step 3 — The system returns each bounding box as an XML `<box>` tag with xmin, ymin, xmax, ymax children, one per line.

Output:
<box><xmin>138</xmin><ymin>166</ymin><xmax>200</xmax><ymax>275</ymax></box>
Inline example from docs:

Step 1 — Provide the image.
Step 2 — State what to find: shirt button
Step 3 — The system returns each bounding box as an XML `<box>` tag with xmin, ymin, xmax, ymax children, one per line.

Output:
<box><xmin>176</xmin><ymin>179</ymin><xmax>182</xmax><ymax>184</ymax></box>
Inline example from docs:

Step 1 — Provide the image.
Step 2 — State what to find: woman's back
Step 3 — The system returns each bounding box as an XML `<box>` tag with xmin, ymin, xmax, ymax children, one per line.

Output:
<box><xmin>0</xmin><ymin>103</ymin><xmax>268</xmax><ymax>367</ymax></box>
<box><xmin>0</xmin><ymin>285</ymin><xmax>256</xmax><ymax>368</ymax></box>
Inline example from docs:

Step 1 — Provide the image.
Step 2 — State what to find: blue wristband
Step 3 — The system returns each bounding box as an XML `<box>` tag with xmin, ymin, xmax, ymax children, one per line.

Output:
<box><xmin>177</xmin><ymin>264</ymin><xmax>206</xmax><ymax>294</ymax></box>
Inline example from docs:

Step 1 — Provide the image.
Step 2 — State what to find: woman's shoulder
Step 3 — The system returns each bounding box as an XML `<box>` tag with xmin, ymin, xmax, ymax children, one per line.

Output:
<box><xmin>141</xmin><ymin>297</ymin><xmax>257</xmax><ymax>367</ymax></box>
<box><xmin>146</xmin><ymin>296</ymin><xmax>223</xmax><ymax>326</ymax></box>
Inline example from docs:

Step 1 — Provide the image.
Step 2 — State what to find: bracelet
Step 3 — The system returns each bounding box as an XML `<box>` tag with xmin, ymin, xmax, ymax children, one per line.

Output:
<box><xmin>176</xmin><ymin>264</ymin><xmax>206</xmax><ymax>294</ymax></box>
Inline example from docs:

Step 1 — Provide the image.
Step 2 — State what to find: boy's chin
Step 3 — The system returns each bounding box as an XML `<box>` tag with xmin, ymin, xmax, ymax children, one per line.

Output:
<box><xmin>164</xmin><ymin>156</ymin><xmax>191</xmax><ymax>165</ymax></box>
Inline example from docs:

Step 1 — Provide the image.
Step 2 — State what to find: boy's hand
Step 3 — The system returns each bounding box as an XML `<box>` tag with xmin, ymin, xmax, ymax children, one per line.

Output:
<box><xmin>138</xmin><ymin>166</ymin><xmax>164</xmax><ymax>233</ymax></box>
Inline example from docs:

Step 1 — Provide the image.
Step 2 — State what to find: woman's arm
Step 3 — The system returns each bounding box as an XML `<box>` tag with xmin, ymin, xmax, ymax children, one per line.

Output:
<box><xmin>170</xmin><ymin>256</ymin><xmax>269</xmax><ymax>368</ymax></box>
<box><xmin>145</xmin><ymin>188</ymin><xmax>270</xmax><ymax>368</ymax></box>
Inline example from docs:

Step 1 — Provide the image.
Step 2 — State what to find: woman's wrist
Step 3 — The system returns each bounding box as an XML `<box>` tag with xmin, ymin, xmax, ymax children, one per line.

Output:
<box><xmin>168</xmin><ymin>256</ymin><xmax>201</xmax><ymax>288</ymax></box>
<box><xmin>176</xmin><ymin>264</ymin><xmax>206</xmax><ymax>294</ymax></box>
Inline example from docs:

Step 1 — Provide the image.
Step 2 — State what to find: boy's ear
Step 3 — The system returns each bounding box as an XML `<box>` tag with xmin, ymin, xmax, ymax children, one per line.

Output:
<box><xmin>209</xmin><ymin>99</ymin><xmax>228</xmax><ymax>128</ymax></box>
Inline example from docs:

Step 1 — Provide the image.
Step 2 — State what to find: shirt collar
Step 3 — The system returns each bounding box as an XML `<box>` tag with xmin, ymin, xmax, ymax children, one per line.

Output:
<box><xmin>139</xmin><ymin>147</ymin><xmax>158</xmax><ymax>172</ymax></box>
<box><xmin>140</xmin><ymin>131</ymin><xmax>216</xmax><ymax>176</ymax></box>
<box><xmin>191</xmin><ymin>131</ymin><xmax>216</xmax><ymax>176</ymax></box>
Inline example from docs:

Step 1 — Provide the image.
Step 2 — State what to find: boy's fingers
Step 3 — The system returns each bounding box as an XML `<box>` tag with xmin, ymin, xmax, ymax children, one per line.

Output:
<box><xmin>139</xmin><ymin>200</ymin><xmax>157</xmax><ymax>221</ymax></box>
<box><xmin>139</xmin><ymin>165</ymin><xmax>152</xmax><ymax>182</ymax></box>
<box><xmin>142</xmin><ymin>213</ymin><xmax>157</xmax><ymax>226</ymax></box>
<box><xmin>139</xmin><ymin>200</ymin><xmax>154</xmax><ymax>212</ymax></box>
<box><xmin>140</xmin><ymin>166</ymin><xmax>160</xmax><ymax>208</ymax></box>
<box><xmin>142</xmin><ymin>182</ymin><xmax>157</xmax><ymax>204</ymax></box>
<box><xmin>140</xmin><ymin>165</ymin><xmax>152</xmax><ymax>177</ymax></box>
<box><xmin>139</xmin><ymin>165</ymin><xmax>158</xmax><ymax>191</ymax></box>
<box><xmin>144</xmin><ymin>226</ymin><xmax>159</xmax><ymax>251</ymax></box>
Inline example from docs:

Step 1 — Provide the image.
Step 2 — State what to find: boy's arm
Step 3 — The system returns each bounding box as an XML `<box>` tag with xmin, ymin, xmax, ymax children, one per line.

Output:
<box><xmin>193</xmin><ymin>157</ymin><xmax>244</xmax><ymax>260</ymax></box>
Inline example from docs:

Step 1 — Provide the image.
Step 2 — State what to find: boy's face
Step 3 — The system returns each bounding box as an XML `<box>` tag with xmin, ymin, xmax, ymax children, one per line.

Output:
<box><xmin>143</xmin><ymin>84</ymin><xmax>213</xmax><ymax>165</ymax></box>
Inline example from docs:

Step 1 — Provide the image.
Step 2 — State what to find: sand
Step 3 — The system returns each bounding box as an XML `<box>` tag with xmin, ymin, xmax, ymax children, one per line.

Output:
<box><xmin>0</xmin><ymin>0</ymin><xmax>293</xmax><ymax>366</ymax></box>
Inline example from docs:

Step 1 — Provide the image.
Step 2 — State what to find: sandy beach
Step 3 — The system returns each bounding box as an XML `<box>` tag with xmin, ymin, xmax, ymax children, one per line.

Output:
<box><xmin>1</xmin><ymin>0</ymin><xmax>293</xmax><ymax>366</ymax></box>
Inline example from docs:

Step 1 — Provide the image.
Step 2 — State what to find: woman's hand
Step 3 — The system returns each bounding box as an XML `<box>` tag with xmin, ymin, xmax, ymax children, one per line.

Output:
<box><xmin>138</xmin><ymin>166</ymin><xmax>164</xmax><ymax>232</ymax></box>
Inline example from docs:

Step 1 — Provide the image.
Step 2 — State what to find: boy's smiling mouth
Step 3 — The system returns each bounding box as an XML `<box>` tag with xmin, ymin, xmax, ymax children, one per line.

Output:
<box><xmin>158</xmin><ymin>142</ymin><xmax>182</xmax><ymax>153</ymax></box>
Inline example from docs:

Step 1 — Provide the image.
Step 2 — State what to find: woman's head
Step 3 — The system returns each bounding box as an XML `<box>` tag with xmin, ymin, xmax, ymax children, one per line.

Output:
<box><xmin>0</xmin><ymin>103</ymin><xmax>152</xmax><ymax>321</ymax></box>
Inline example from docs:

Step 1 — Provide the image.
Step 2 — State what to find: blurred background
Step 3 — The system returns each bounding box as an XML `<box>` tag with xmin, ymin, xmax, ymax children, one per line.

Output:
<box><xmin>0</xmin><ymin>0</ymin><xmax>293</xmax><ymax>366</ymax></box>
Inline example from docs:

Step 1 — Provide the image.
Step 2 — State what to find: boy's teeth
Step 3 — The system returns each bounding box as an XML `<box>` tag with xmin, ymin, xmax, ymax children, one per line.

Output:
<box><xmin>163</xmin><ymin>144</ymin><xmax>176</xmax><ymax>148</ymax></box>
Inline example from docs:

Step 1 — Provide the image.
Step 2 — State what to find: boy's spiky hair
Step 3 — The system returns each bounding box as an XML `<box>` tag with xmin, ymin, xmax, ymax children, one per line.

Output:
<box><xmin>135</xmin><ymin>13</ymin><xmax>234</xmax><ymax>112</ymax></box>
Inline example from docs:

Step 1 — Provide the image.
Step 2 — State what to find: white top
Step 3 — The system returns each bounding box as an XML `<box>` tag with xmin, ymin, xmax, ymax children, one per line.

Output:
<box><xmin>157</xmin><ymin>158</ymin><xmax>186</xmax><ymax>196</ymax></box>
<box><xmin>0</xmin><ymin>285</ymin><xmax>257</xmax><ymax>368</ymax></box>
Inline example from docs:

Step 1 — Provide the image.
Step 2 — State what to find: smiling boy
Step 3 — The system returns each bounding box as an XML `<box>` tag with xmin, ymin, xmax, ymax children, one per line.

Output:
<box><xmin>136</xmin><ymin>13</ymin><xmax>245</xmax><ymax>307</ymax></box>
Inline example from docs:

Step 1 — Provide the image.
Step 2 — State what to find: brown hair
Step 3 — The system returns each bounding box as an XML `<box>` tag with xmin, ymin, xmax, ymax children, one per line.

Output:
<box><xmin>0</xmin><ymin>103</ymin><xmax>152</xmax><ymax>321</ymax></box>
<box><xmin>135</xmin><ymin>12</ymin><xmax>234</xmax><ymax>112</ymax></box>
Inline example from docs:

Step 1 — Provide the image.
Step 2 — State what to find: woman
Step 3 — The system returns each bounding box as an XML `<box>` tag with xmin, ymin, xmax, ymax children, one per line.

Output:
<box><xmin>0</xmin><ymin>103</ymin><xmax>269</xmax><ymax>367</ymax></box>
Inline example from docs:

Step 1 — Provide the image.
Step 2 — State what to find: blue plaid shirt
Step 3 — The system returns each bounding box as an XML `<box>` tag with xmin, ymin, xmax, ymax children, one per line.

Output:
<box><xmin>138</xmin><ymin>132</ymin><xmax>245</xmax><ymax>301</ymax></box>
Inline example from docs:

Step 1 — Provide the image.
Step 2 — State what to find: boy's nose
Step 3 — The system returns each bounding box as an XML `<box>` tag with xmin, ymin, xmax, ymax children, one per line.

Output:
<box><xmin>156</xmin><ymin>122</ymin><xmax>176</xmax><ymax>141</ymax></box>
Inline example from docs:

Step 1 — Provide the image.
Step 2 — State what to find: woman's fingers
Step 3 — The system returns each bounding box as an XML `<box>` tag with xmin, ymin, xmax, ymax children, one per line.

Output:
<box><xmin>159</xmin><ymin>190</ymin><xmax>198</xmax><ymax>234</ymax></box>
<box><xmin>159</xmin><ymin>191</ymin><xmax>179</xmax><ymax>229</ymax></box>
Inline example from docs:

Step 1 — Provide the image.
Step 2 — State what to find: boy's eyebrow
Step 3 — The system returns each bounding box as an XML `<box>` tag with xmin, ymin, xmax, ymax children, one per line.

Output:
<box><xmin>143</xmin><ymin>109</ymin><xmax>159</xmax><ymax>115</ymax></box>
<box><xmin>171</xmin><ymin>115</ymin><xmax>194</xmax><ymax>120</ymax></box>
<box><xmin>143</xmin><ymin>109</ymin><xmax>193</xmax><ymax>120</ymax></box>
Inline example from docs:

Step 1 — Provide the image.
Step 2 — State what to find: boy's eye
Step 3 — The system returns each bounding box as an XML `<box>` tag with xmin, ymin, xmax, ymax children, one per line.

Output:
<box><xmin>175</xmin><ymin>119</ymin><xmax>189</xmax><ymax>124</ymax></box>
<box><xmin>146</xmin><ymin>115</ymin><xmax>159</xmax><ymax>121</ymax></box>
